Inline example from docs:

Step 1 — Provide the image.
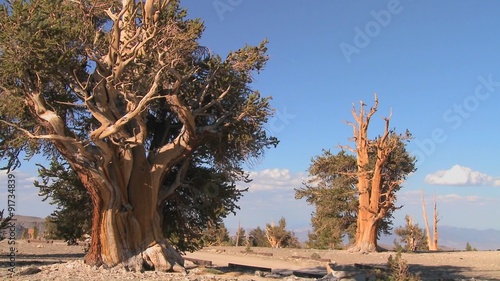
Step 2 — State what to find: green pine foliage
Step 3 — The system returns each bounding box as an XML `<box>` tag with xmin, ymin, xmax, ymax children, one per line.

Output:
<box><xmin>248</xmin><ymin>226</ymin><xmax>270</xmax><ymax>247</ymax></box>
<box><xmin>465</xmin><ymin>242</ymin><xmax>477</xmax><ymax>251</ymax></box>
<box><xmin>0</xmin><ymin>210</ymin><xmax>12</xmax><ymax>241</ymax></box>
<box><xmin>36</xmin><ymin>159</ymin><xmax>92</xmax><ymax>244</ymax></box>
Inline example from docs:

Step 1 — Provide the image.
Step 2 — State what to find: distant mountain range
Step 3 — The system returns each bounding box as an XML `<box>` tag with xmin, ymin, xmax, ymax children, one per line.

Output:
<box><xmin>10</xmin><ymin>215</ymin><xmax>500</xmax><ymax>250</ymax></box>
<box><xmin>379</xmin><ymin>225</ymin><xmax>500</xmax><ymax>251</ymax></box>
<box><xmin>436</xmin><ymin>226</ymin><xmax>500</xmax><ymax>250</ymax></box>
<box><xmin>291</xmin><ymin>225</ymin><xmax>500</xmax><ymax>251</ymax></box>
<box><xmin>8</xmin><ymin>215</ymin><xmax>47</xmax><ymax>239</ymax></box>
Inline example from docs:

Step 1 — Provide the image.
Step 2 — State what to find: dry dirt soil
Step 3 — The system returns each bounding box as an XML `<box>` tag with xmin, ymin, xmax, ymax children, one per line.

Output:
<box><xmin>186</xmin><ymin>246</ymin><xmax>500</xmax><ymax>280</ymax></box>
<box><xmin>1</xmin><ymin>241</ymin><xmax>499</xmax><ymax>280</ymax></box>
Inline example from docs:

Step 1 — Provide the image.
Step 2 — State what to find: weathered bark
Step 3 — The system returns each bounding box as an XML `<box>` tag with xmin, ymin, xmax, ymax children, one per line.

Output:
<box><xmin>77</xmin><ymin>157</ymin><xmax>184</xmax><ymax>271</ymax></box>
<box><xmin>351</xmin><ymin>210</ymin><xmax>379</xmax><ymax>252</ymax></box>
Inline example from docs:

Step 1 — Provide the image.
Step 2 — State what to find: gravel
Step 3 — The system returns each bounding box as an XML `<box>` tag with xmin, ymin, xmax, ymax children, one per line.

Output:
<box><xmin>2</xmin><ymin>241</ymin><xmax>500</xmax><ymax>280</ymax></box>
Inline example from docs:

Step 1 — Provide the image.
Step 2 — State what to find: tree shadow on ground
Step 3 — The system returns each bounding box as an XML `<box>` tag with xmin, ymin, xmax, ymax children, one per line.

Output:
<box><xmin>346</xmin><ymin>263</ymin><xmax>498</xmax><ymax>281</ymax></box>
<box><xmin>201</xmin><ymin>263</ymin><xmax>499</xmax><ymax>281</ymax></box>
<box><xmin>410</xmin><ymin>263</ymin><xmax>500</xmax><ymax>281</ymax></box>
<box><xmin>0</xmin><ymin>253</ymin><xmax>85</xmax><ymax>268</ymax></box>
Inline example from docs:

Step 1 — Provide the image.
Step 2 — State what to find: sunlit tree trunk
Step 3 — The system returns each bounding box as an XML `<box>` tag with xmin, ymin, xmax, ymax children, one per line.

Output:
<box><xmin>52</xmin><ymin>139</ymin><xmax>189</xmax><ymax>270</ymax></box>
<box><xmin>345</xmin><ymin>95</ymin><xmax>406</xmax><ymax>253</ymax></box>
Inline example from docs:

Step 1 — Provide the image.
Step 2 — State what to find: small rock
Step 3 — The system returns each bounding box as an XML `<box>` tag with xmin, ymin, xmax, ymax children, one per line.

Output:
<box><xmin>332</xmin><ymin>270</ymin><xmax>351</xmax><ymax>279</ymax></box>
<box><xmin>255</xmin><ymin>270</ymin><xmax>266</xmax><ymax>277</ymax></box>
<box><xmin>18</xmin><ymin>266</ymin><xmax>42</xmax><ymax>276</ymax></box>
<box><xmin>264</xmin><ymin>273</ymin><xmax>283</xmax><ymax>278</ymax></box>
<box><xmin>317</xmin><ymin>273</ymin><xmax>339</xmax><ymax>281</ymax></box>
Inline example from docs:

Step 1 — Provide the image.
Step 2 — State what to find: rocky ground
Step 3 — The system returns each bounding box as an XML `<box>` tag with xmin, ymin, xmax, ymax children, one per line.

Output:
<box><xmin>1</xmin><ymin>240</ymin><xmax>499</xmax><ymax>280</ymax></box>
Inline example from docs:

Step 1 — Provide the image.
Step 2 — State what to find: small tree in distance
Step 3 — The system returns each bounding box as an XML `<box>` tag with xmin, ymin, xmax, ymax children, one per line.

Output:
<box><xmin>199</xmin><ymin>222</ymin><xmax>231</xmax><ymax>247</ymax></box>
<box><xmin>422</xmin><ymin>189</ymin><xmax>439</xmax><ymax>251</ymax></box>
<box><xmin>394</xmin><ymin>215</ymin><xmax>428</xmax><ymax>252</ymax></box>
<box><xmin>234</xmin><ymin>224</ymin><xmax>246</xmax><ymax>247</ymax></box>
<box><xmin>248</xmin><ymin>226</ymin><xmax>270</xmax><ymax>247</ymax></box>
<box><xmin>465</xmin><ymin>242</ymin><xmax>477</xmax><ymax>251</ymax></box>
<box><xmin>44</xmin><ymin>216</ymin><xmax>59</xmax><ymax>240</ymax></box>
<box><xmin>265</xmin><ymin>217</ymin><xmax>301</xmax><ymax>248</ymax></box>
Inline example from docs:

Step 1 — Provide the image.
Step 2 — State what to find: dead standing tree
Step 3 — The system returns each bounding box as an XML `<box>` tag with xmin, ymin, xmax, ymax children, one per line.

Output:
<box><xmin>0</xmin><ymin>0</ymin><xmax>277</xmax><ymax>271</ymax></box>
<box><xmin>343</xmin><ymin>95</ymin><xmax>415</xmax><ymax>253</ymax></box>
<box><xmin>421</xmin><ymin>189</ymin><xmax>439</xmax><ymax>251</ymax></box>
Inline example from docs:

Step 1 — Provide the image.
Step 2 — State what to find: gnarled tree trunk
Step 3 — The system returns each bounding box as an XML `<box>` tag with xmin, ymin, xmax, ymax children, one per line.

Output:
<box><xmin>57</xmin><ymin>143</ymin><xmax>188</xmax><ymax>271</ymax></box>
<box><xmin>345</xmin><ymin>95</ymin><xmax>410</xmax><ymax>253</ymax></box>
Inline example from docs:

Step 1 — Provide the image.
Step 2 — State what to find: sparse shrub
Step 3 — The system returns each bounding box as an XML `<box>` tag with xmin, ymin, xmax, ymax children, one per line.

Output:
<box><xmin>386</xmin><ymin>251</ymin><xmax>420</xmax><ymax>281</ymax></box>
<box><xmin>465</xmin><ymin>242</ymin><xmax>477</xmax><ymax>251</ymax></box>
<box><xmin>310</xmin><ymin>252</ymin><xmax>321</xmax><ymax>260</ymax></box>
<box><xmin>394</xmin><ymin>215</ymin><xmax>428</xmax><ymax>252</ymax></box>
<box><xmin>393</xmin><ymin>239</ymin><xmax>405</xmax><ymax>253</ymax></box>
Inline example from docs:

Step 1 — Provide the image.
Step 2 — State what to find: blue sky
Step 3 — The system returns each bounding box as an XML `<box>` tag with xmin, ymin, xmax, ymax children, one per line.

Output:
<box><xmin>1</xmin><ymin>1</ymin><xmax>500</xmax><ymax>244</ymax></box>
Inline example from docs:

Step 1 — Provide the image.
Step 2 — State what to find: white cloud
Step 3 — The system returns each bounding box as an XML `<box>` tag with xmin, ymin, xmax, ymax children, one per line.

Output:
<box><xmin>398</xmin><ymin>190</ymin><xmax>491</xmax><ymax>205</ymax></box>
<box><xmin>436</xmin><ymin>193</ymin><xmax>480</xmax><ymax>203</ymax></box>
<box><xmin>241</xmin><ymin>168</ymin><xmax>307</xmax><ymax>192</ymax></box>
<box><xmin>424</xmin><ymin>165</ymin><xmax>500</xmax><ymax>186</ymax></box>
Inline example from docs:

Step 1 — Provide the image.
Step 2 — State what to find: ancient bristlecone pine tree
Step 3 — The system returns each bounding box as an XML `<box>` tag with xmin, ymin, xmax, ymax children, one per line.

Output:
<box><xmin>344</xmin><ymin>95</ymin><xmax>415</xmax><ymax>253</ymax></box>
<box><xmin>0</xmin><ymin>0</ymin><xmax>276</xmax><ymax>271</ymax></box>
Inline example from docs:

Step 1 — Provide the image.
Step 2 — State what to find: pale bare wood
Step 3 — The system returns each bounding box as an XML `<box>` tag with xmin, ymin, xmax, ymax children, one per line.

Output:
<box><xmin>433</xmin><ymin>192</ymin><xmax>439</xmax><ymax>250</ymax></box>
<box><xmin>422</xmin><ymin>189</ymin><xmax>438</xmax><ymax>251</ymax></box>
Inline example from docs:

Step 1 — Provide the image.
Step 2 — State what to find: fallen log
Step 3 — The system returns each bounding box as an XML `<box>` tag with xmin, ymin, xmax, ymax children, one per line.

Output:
<box><xmin>227</xmin><ymin>263</ymin><xmax>272</xmax><ymax>272</ymax></box>
<box><xmin>183</xmin><ymin>257</ymin><xmax>213</xmax><ymax>266</ymax></box>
